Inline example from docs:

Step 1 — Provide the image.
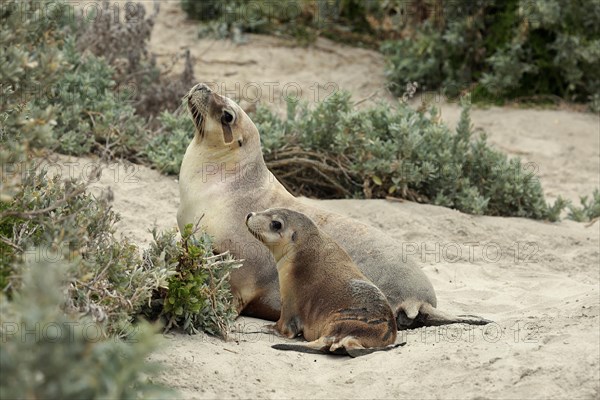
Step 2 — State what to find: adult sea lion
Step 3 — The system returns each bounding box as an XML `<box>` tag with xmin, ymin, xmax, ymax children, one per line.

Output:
<box><xmin>246</xmin><ymin>208</ymin><xmax>401</xmax><ymax>357</ymax></box>
<box><xmin>177</xmin><ymin>83</ymin><xmax>491</xmax><ymax>329</ymax></box>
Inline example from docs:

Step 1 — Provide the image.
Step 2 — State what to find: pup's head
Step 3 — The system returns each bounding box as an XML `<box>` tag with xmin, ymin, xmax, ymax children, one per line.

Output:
<box><xmin>245</xmin><ymin>208</ymin><xmax>319</xmax><ymax>262</ymax></box>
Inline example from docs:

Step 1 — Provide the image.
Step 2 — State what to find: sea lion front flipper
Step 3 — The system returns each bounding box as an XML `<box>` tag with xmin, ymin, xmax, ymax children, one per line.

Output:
<box><xmin>273</xmin><ymin>340</ymin><xmax>406</xmax><ymax>357</ymax></box>
<box><xmin>272</xmin><ymin>337</ymin><xmax>332</xmax><ymax>355</ymax></box>
<box><xmin>237</xmin><ymin>323</ymin><xmax>279</xmax><ymax>335</ymax></box>
<box><xmin>271</xmin><ymin>343</ymin><xmax>328</xmax><ymax>355</ymax></box>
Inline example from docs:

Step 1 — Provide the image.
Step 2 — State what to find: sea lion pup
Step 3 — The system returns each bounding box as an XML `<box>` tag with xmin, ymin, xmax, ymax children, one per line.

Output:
<box><xmin>246</xmin><ymin>208</ymin><xmax>401</xmax><ymax>357</ymax></box>
<box><xmin>178</xmin><ymin>82</ymin><xmax>492</xmax><ymax>329</ymax></box>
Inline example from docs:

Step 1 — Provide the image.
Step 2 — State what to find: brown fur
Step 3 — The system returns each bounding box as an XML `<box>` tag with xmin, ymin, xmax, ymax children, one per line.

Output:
<box><xmin>246</xmin><ymin>208</ymin><xmax>397</xmax><ymax>354</ymax></box>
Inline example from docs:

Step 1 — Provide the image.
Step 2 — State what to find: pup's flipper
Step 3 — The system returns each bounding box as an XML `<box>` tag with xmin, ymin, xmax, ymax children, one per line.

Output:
<box><xmin>272</xmin><ymin>341</ymin><xmax>406</xmax><ymax>357</ymax></box>
<box><xmin>271</xmin><ymin>343</ymin><xmax>330</xmax><ymax>355</ymax></box>
<box><xmin>345</xmin><ymin>342</ymin><xmax>405</xmax><ymax>358</ymax></box>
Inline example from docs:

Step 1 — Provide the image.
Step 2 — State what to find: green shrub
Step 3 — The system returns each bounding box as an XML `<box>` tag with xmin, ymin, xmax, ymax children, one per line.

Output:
<box><xmin>254</xmin><ymin>91</ymin><xmax>566</xmax><ymax>220</ymax></box>
<box><xmin>36</xmin><ymin>38</ymin><xmax>147</xmax><ymax>157</ymax></box>
<box><xmin>382</xmin><ymin>0</ymin><xmax>600</xmax><ymax>106</ymax></box>
<box><xmin>1</xmin><ymin>0</ymin><xmax>148</xmax><ymax>159</ymax></box>
<box><xmin>144</xmin><ymin>110</ymin><xmax>195</xmax><ymax>174</ymax></box>
<box><xmin>0</xmin><ymin>168</ymin><xmax>173</xmax><ymax>337</ymax></box>
<box><xmin>0</xmin><ymin>162</ymin><xmax>242</xmax><ymax>339</ymax></box>
<box><xmin>568</xmin><ymin>189</ymin><xmax>600</xmax><ymax>222</ymax></box>
<box><xmin>77</xmin><ymin>0</ymin><xmax>196</xmax><ymax>120</ymax></box>
<box><xmin>182</xmin><ymin>0</ymin><xmax>397</xmax><ymax>46</ymax></box>
<box><xmin>0</xmin><ymin>0</ymin><xmax>67</xmax><ymax>175</ymax></box>
<box><xmin>0</xmin><ymin>259</ymin><xmax>171</xmax><ymax>399</ymax></box>
<box><xmin>143</xmin><ymin>224</ymin><xmax>241</xmax><ymax>337</ymax></box>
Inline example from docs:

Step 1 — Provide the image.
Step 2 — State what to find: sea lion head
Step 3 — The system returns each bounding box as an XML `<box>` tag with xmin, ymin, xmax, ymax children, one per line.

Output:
<box><xmin>245</xmin><ymin>208</ymin><xmax>320</xmax><ymax>263</ymax></box>
<box><xmin>185</xmin><ymin>83</ymin><xmax>261</xmax><ymax>158</ymax></box>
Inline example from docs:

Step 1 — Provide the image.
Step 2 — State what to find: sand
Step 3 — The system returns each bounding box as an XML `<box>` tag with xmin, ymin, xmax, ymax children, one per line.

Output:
<box><xmin>60</xmin><ymin>2</ymin><xmax>600</xmax><ymax>398</ymax></box>
<box><xmin>56</xmin><ymin>151</ymin><xmax>598</xmax><ymax>399</ymax></box>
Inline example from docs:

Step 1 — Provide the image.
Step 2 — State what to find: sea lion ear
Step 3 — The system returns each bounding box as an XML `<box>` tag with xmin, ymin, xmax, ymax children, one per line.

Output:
<box><xmin>291</xmin><ymin>231</ymin><xmax>297</xmax><ymax>242</ymax></box>
<box><xmin>222</xmin><ymin>123</ymin><xmax>233</xmax><ymax>143</ymax></box>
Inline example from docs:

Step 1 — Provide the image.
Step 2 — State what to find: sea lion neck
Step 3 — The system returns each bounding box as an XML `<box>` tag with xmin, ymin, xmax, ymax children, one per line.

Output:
<box><xmin>186</xmin><ymin>136</ymin><xmax>271</xmax><ymax>188</ymax></box>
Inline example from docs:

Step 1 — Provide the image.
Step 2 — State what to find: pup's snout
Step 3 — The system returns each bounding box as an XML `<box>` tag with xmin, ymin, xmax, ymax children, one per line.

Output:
<box><xmin>246</xmin><ymin>213</ymin><xmax>254</xmax><ymax>223</ymax></box>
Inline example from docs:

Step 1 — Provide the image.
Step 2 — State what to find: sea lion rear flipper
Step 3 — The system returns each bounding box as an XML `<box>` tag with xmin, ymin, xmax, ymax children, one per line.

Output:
<box><xmin>416</xmin><ymin>303</ymin><xmax>493</xmax><ymax>327</ymax></box>
<box><xmin>345</xmin><ymin>341</ymin><xmax>406</xmax><ymax>358</ymax></box>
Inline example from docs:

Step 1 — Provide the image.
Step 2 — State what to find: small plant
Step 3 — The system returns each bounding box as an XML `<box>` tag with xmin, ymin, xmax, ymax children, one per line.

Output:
<box><xmin>568</xmin><ymin>189</ymin><xmax>600</xmax><ymax>222</ymax></box>
<box><xmin>143</xmin><ymin>223</ymin><xmax>241</xmax><ymax>337</ymax></box>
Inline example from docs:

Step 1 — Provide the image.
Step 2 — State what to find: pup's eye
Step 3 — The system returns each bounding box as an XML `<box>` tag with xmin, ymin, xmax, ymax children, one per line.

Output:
<box><xmin>270</xmin><ymin>221</ymin><xmax>282</xmax><ymax>231</ymax></box>
<box><xmin>221</xmin><ymin>110</ymin><xmax>234</xmax><ymax>124</ymax></box>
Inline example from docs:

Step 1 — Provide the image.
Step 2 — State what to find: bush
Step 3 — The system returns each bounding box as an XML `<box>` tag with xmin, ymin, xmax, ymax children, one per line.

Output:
<box><xmin>382</xmin><ymin>0</ymin><xmax>600</xmax><ymax>106</ymax></box>
<box><xmin>181</xmin><ymin>0</ymin><xmax>401</xmax><ymax>46</ymax></box>
<box><xmin>77</xmin><ymin>0</ymin><xmax>196</xmax><ymax>120</ymax></box>
<box><xmin>1</xmin><ymin>165</ymin><xmax>239</xmax><ymax>342</ymax></box>
<box><xmin>0</xmin><ymin>259</ymin><xmax>171</xmax><ymax>399</ymax></box>
<box><xmin>568</xmin><ymin>189</ymin><xmax>600</xmax><ymax>222</ymax></box>
<box><xmin>37</xmin><ymin>38</ymin><xmax>148</xmax><ymax>157</ymax></box>
<box><xmin>1</xmin><ymin>0</ymin><xmax>196</xmax><ymax>166</ymax></box>
<box><xmin>142</xmin><ymin>224</ymin><xmax>241</xmax><ymax>337</ymax></box>
<box><xmin>1</xmin><ymin>0</ymin><xmax>148</xmax><ymax>159</ymax></box>
<box><xmin>253</xmin><ymin>91</ymin><xmax>567</xmax><ymax>220</ymax></box>
<box><xmin>0</xmin><ymin>0</ymin><xmax>67</xmax><ymax>174</ymax></box>
<box><xmin>0</xmin><ymin>167</ymin><xmax>173</xmax><ymax>337</ymax></box>
<box><xmin>144</xmin><ymin>110</ymin><xmax>195</xmax><ymax>174</ymax></box>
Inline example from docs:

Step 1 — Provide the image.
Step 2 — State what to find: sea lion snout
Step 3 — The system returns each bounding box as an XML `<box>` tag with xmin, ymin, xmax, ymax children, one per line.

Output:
<box><xmin>193</xmin><ymin>83</ymin><xmax>212</xmax><ymax>93</ymax></box>
<box><xmin>246</xmin><ymin>212</ymin><xmax>254</xmax><ymax>222</ymax></box>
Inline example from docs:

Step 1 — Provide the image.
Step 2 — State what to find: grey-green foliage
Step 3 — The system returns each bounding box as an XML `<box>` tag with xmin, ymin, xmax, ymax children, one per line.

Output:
<box><xmin>0</xmin><ymin>0</ymin><xmax>147</xmax><ymax>159</ymax></box>
<box><xmin>0</xmin><ymin>259</ymin><xmax>172</xmax><ymax>399</ymax></box>
<box><xmin>76</xmin><ymin>0</ymin><xmax>196</xmax><ymax>120</ymax></box>
<box><xmin>143</xmin><ymin>224</ymin><xmax>241</xmax><ymax>337</ymax></box>
<box><xmin>144</xmin><ymin>110</ymin><xmax>195</xmax><ymax>174</ymax></box>
<box><xmin>254</xmin><ymin>91</ymin><xmax>566</xmax><ymax>220</ymax></box>
<box><xmin>0</xmin><ymin>163</ymin><xmax>241</xmax><ymax>340</ymax></box>
<box><xmin>382</xmin><ymin>0</ymin><xmax>600</xmax><ymax>106</ymax></box>
<box><xmin>181</xmin><ymin>0</ymin><xmax>388</xmax><ymax>46</ymax></box>
<box><xmin>34</xmin><ymin>38</ymin><xmax>147</xmax><ymax>157</ymax></box>
<box><xmin>0</xmin><ymin>0</ymin><xmax>65</xmax><ymax>175</ymax></box>
<box><xmin>568</xmin><ymin>189</ymin><xmax>600</xmax><ymax>222</ymax></box>
<box><xmin>0</xmin><ymin>168</ymin><xmax>173</xmax><ymax>337</ymax></box>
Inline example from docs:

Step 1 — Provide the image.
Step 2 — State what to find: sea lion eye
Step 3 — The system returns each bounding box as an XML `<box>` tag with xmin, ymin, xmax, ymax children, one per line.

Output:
<box><xmin>270</xmin><ymin>221</ymin><xmax>282</xmax><ymax>231</ymax></box>
<box><xmin>221</xmin><ymin>110</ymin><xmax>234</xmax><ymax>124</ymax></box>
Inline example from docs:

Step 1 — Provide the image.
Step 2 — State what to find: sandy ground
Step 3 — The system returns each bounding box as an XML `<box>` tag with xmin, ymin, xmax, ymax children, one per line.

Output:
<box><xmin>56</xmin><ymin>151</ymin><xmax>599</xmax><ymax>399</ymax></box>
<box><xmin>60</xmin><ymin>2</ymin><xmax>600</xmax><ymax>399</ymax></box>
